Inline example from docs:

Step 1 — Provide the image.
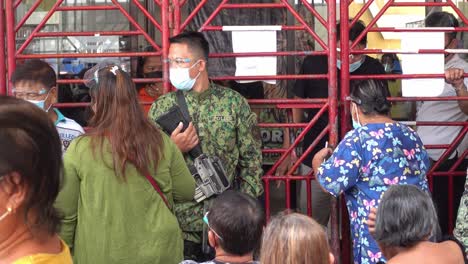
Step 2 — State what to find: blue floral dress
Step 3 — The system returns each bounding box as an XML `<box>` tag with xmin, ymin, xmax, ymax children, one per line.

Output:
<box><xmin>317</xmin><ymin>123</ymin><xmax>430</xmax><ymax>264</ymax></box>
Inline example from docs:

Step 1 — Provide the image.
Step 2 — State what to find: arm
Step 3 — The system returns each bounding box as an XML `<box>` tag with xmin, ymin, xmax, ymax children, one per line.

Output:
<box><xmin>445</xmin><ymin>68</ymin><xmax>468</xmax><ymax>115</ymax></box>
<box><xmin>314</xmin><ymin>131</ymin><xmax>362</xmax><ymax>196</ymax></box>
<box><xmin>55</xmin><ymin>141</ymin><xmax>81</xmax><ymax>249</ymax></box>
<box><xmin>168</xmin><ymin>136</ymin><xmax>196</xmax><ymax>202</ymax></box>
<box><xmin>237</xmin><ymin>98</ymin><xmax>264</xmax><ymax>197</ymax></box>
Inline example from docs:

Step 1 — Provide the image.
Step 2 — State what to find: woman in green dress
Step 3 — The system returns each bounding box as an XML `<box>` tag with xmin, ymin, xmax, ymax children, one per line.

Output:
<box><xmin>55</xmin><ymin>63</ymin><xmax>195</xmax><ymax>264</ymax></box>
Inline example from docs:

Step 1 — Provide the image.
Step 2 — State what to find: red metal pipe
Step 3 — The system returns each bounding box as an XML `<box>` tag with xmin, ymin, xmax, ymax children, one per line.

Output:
<box><xmin>110</xmin><ymin>0</ymin><xmax>160</xmax><ymax>50</ymax></box>
<box><xmin>351</xmin><ymin>0</ymin><xmax>394</xmax><ymax>49</ymax></box>
<box><xmin>34</xmin><ymin>31</ymin><xmax>142</xmax><ymax>37</ymax></box>
<box><xmin>209</xmin><ymin>50</ymin><xmax>326</xmax><ymax>58</ymax></box>
<box><xmin>285</xmin><ymin>179</ymin><xmax>291</xmax><ymax>209</ymax></box>
<box><xmin>431</xmin><ymin>172</ymin><xmax>467</xmax><ymax>176</ymax></box>
<box><xmin>55</xmin><ymin>5</ymin><xmax>119</xmax><ymax>11</ymax></box>
<box><xmin>224</xmin><ymin>3</ymin><xmax>285</xmax><ymax>8</ymax></box>
<box><xmin>263</xmin><ymin>176</ymin><xmax>271</xmax><ymax>220</ymax></box>
<box><xmin>0</xmin><ymin>0</ymin><xmax>6</xmax><ymax>95</ymax></box>
<box><xmin>340</xmin><ymin>0</ymin><xmax>351</xmax><ymax>138</ymax></box>
<box><xmin>366</xmin><ymin>28</ymin><xmax>468</xmax><ymax>33</ymax></box>
<box><xmin>179</xmin><ymin>0</ymin><xmax>207</xmax><ymax>33</ymax></box>
<box><xmin>131</xmin><ymin>0</ymin><xmax>162</xmax><ymax>32</ymax></box>
<box><xmin>282</xmin><ymin>0</ymin><xmax>328</xmax><ymax>50</ymax></box>
<box><xmin>349</xmin><ymin>73</ymin><xmax>459</xmax><ymax>79</ymax></box>
<box><xmin>202</xmin><ymin>25</ymin><xmax>305</xmax><ymax>31</ymax></box>
<box><xmin>14</xmin><ymin>0</ymin><xmax>43</xmax><ymax>33</ymax></box>
<box><xmin>210</xmin><ymin>74</ymin><xmax>328</xmax><ymax>81</ymax></box>
<box><xmin>266</xmin><ymin>103</ymin><xmax>329</xmax><ymax>175</ymax></box>
<box><xmin>248</xmin><ymin>98</ymin><xmax>328</xmax><ymax>104</ymax></box>
<box><xmin>392</xmin><ymin>2</ymin><xmax>448</xmax><ymax>6</ymax></box>
<box><xmin>199</xmin><ymin>0</ymin><xmax>229</xmax><ymax>31</ymax></box>
<box><xmin>16</xmin><ymin>0</ymin><xmax>64</xmax><ymax>55</ymax></box>
<box><xmin>287</xmin><ymin>126</ymin><xmax>330</xmax><ymax>175</ymax></box>
<box><xmin>349</xmin><ymin>0</ymin><xmax>375</xmax><ymax>29</ymax></box>
<box><xmin>447</xmin><ymin>0</ymin><xmax>468</xmax><ymax>26</ymax></box>
<box><xmin>5</xmin><ymin>0</ymin><xmax>16</xmax><ymax>95</ymax></box>
<box><xmin>306</xmin><ymin>178</ymin><xmax>312</xmax><ymax>216</ymax></box>
<box><xmin>389</xmin><ymin>97</ymin><xmax>468</xmax><ymax>102</ymax></box>
<box><xmin>172</xmin><ymin>0</ymin><xmax>181</xmax><ymax>34</ymax></box>
<box><xmin>17</xmin><ymin>51</ymin><xmax>162</xmax><ymax>59</ymax></box>
<box><xmin>428</xmin><ymin>127</ymin><xmax>468</xmax><ymax>175</ymax></box>
<box><xmin>300</xmin><ymin>0</ymin><xmax>327</xmax><ymax>28</ymax></box>
<box><xmin>13</xmin><ymin>0</ymin><xmax>20</xmax><ymax>8</ymax></box>
<box><xmin>161</xmin><ymin>0</ymin><xmax>170</xmax><ymax>93</ymax></box>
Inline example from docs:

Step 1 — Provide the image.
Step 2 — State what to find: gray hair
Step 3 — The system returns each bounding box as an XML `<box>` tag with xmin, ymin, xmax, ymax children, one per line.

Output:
<box><xmin>374</xmin><ymin>185</ymin><xmax>441</xmax><ymax>248</ymax></box>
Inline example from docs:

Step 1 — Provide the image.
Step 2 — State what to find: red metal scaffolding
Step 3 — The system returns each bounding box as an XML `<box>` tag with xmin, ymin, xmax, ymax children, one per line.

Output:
<box><xmin>1</xmin><ymin>1</ymin><xmax>467</xmax><ymax>263</ymax></box>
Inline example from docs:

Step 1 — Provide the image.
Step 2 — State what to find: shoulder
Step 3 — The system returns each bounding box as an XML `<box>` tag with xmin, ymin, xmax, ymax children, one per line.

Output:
<box><xmin>57</xmin><ymin>117</ymin><xmax>85</xmax><ymax>134</ymax></box>
<box><xmin>211</xmin><ymin>84</ymin><xmax>250</xmax><ymax>106</ymax></box>
<box><xmin>301</xmin><ymin>55</ymin><xmax>328</xmax><ymax>71</ymax></box>
<box><xmin>361</xmin><ymin>56</ymin><xmax>385</xmax><ymax>73</ymax></box>
<box><xmin>179</xmin><ymin>261</ymin><xmax>214</xmax><ymax>264</ymax></box>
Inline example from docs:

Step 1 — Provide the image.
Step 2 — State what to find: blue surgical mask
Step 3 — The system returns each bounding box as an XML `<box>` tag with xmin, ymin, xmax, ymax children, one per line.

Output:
<box><xmin>169</xmin><ymin>61</ymin><xmax>201</xmax><ymax>91</ymax></box>
<box><xmin>27</xmin><ymin>90</ymin><xmax>52</xmax><ymax>112</ymax></box>
<box><xmin>337</xmin><ymin>58</ymin><xmax>364</xmax><ymax>72</ymax></box>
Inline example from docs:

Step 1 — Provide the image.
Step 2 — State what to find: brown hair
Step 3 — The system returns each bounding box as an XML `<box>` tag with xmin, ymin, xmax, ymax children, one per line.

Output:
<box><xmin>0</xmin><ymin>96</ymin><xmax>62</xmax><ymax>234</ymax></box>
<box><xmin>260</xmin><ymin>212</ymin><xmax>331</xmax><ymax>264</ymax></box>
<box><xmin>87</xmin><ymin>65</ymin><xmax>163</xmax><ymax>178</ymax></box>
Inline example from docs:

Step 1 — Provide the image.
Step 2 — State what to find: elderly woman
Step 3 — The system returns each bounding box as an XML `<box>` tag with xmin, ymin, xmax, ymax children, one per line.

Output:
<box><xmin>312</xmin><ymin>79</ymin><xmax>430</xmax><ymax>264</ymax></box>
<box><xmin>372</xmin><ymin>185</ymin><xmax>466</xmax><ymax>264</ymax></box>
<box><xmin>0</xmin><ymin>96</ymin><xmax>72</xmax><ymax>263</ymax></box>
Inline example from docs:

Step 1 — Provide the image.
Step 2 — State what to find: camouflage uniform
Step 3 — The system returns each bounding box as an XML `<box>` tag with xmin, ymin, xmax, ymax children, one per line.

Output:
<box><xmin>148</xmin><ymin>82</ymin><xmax>264</xmax><ymax>244</ymax></box>
<box><xmin>454</xmin><ymin>175</ymin><xmax>468</xmax><ymax>252</ymax></box>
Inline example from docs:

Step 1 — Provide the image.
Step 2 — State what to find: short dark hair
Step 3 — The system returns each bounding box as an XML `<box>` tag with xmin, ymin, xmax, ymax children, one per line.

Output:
<box><xmin>425</xmin><ymin>11</ymin><xmax>459</xmax><ymax>40</ymax></box>
<box><xmin>169</xmin><ymin>31</ymin><xmax>210</xmax><ymax>61</ymax></box>
<box><xmin>374</xmin><ymin>185</ymin><xmax>440</xmax><ymax>248</ymax></box>
<box><xmin>350</xmin><ymin>79</ymin><xmax>391</xmax><ymax>115</ymax></box>
<box><xmin>208</xmin><ymin>190</ymin><xmax>265</xmax><ymax>256</ymax></box>
<box><xmin>0</xmin><ymin>96</ymin><xmax>62</xmax><ymax>234</ymax></box>
<box><xmin>337</xmin><ymin>19</ymin><xmax>367</xmax><ymax>46</ymax></box>
<box><xmin>11</xmin><ymin>59</ymin><xmax>57</xmax><ymax>89</ymax></box>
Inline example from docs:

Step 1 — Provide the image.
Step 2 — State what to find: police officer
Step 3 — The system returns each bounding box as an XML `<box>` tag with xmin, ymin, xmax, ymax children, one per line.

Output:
<box><xmin>149</xmin><ymin>31</ymin><xmax>264</xmax><ymax>261</ymax></box>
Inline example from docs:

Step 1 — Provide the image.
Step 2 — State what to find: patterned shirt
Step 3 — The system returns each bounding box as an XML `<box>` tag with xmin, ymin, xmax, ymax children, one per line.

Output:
<box><xmin>454</xmin><ymin>174</ymin><xmax>468</xmax><ymax>253</ymax></box>
<box><xmin>317</xmin><ymin>122</ymin><xmax>430</xmax><ymax>264</ymax></box>
<box><xmin>149</xmin><ymin>83</ymin><xmax>264</xmax><ymax>243</ymax></box>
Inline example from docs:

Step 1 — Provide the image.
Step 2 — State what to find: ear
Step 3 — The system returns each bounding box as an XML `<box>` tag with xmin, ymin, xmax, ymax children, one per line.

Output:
<box><xmin>1</xmin><ymin>172</ymin><xmax>27</xmax><ymax>212</ymax></box>
<box><xmin>48</xmin><ymin>86</ymin><xmax>58</xmax><ymax>103</ymax></box>
<box><xmin>208</xmin><ymin>230</ymin><xmax>217</xmax><ymax>248</ymax></box>
<box><xmin>198</xmin><ymin>60</ymin><xmax>207</xmax><ymax>73</ymax></box>
<box><xmin>329</xmin><ymin>253</ymin><xmax>335</xmax><ymax>264</ymax></box>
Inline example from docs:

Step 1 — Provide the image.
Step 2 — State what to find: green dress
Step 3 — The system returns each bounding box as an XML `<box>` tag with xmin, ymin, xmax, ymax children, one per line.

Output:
<box><xmin>55</xmin><ymin>133</ymin><xmax>195</xmax><ymax>264</ymax></box>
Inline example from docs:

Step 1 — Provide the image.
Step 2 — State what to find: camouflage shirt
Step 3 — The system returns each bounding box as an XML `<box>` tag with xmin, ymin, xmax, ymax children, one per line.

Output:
<box><xmin>148</xmin><ymin>82</ymin><xmax>264</xmax><ymax>243</ymax></box>
<box><xmin>454</xmin><ymin>175</ymin><xmax>468</xmax><ymax>253</ymax></box>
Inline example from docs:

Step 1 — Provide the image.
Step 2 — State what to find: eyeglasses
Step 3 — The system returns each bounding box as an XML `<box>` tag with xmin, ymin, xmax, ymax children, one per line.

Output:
<box><xmin>203</xmin><ymin>212</ymin><xmax>223</xmax><ymax>241</ymax></box>
<box><xmin>163</xmin><ymin>58</ymin><xmax>192</xmax><ymax>68</ymax></box>
<box><xmin>11</xmin><ymin>88</ymin><xmax>47</xmax><ymax>99</ymax></box>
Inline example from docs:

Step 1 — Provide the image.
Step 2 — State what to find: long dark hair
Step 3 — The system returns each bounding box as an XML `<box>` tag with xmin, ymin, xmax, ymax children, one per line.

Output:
<box><xmin>87</xmin><ymin>65</ymin><xmax>163</xmax><ymax>178</ymax></box>
<box><xmin>0</xmin><ymin>96</ymin><xmax>62</xmax><ymax>234</ymax></box>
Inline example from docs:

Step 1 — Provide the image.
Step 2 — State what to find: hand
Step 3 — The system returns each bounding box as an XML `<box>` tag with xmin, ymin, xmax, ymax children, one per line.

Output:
<box><xmin>311</xmin><ymin>147</ymin><xmax>333</xmax><ymax>174</ymax></box>
<box><xmin>367</xmin><ymin>207</ymin><xmax>377</xmax><ymax>235</ymax></box>
<box><xmin>145</xmin><ymin>83</ymin><xmax>164</xmax><ymax>98</ymax></box>
<box><xmin>275</xmin><ymin>154</ymin><xmax>298</xmax><ymax>188</ymax></box>
<box><xmin>171</xmin><ymin>122</ymin><xmax>199</xmax><ymax>153</ymax></box>
<box><xmin>445</xmin><ymin>68</ymin><xmax>465</xmax><ymax>90</ymax></box>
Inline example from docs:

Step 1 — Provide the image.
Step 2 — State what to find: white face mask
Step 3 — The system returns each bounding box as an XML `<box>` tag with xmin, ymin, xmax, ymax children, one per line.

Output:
<box><xmin>169</xmin><ymin>61</ymin><xmax>201</xmax><ymax>91</ymax></box>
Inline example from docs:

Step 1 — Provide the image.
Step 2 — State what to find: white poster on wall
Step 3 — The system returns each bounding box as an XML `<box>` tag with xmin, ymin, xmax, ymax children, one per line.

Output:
<box><xmin>401</xmin><ymin>31</ymin><xmax>446</xmax><ymax>97</ymax></box>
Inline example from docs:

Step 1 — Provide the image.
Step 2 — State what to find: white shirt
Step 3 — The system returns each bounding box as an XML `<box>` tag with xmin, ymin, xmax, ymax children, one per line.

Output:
<box><xmin>54</xmin><ymin>108</ymin><xmax>85</xmax><ymax>152</ymax></box>
<box><xmin>416</xmin><ymin>55</ymin><xmax>468</xmax><ymax>160</ymax></box>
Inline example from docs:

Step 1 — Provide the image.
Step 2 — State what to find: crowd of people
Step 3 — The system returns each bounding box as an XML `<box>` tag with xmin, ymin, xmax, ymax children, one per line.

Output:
<box><xmin>0</xmin><ymin>10</ymin><xmax>466</xmax><ymax>264</ymax></box>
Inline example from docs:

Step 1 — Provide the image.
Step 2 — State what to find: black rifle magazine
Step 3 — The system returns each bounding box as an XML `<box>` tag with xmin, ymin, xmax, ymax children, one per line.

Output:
<box><xmin>155</xmin><ymin>105</ymin><xmax>189</xmax><ymax>135</ymax></box>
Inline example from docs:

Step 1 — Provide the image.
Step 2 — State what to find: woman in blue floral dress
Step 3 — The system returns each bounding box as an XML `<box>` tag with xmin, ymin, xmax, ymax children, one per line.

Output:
<box><xmin>312</xmin><ymin>80</ymin><xmax>430</xmax><ymax>264</ymax></box>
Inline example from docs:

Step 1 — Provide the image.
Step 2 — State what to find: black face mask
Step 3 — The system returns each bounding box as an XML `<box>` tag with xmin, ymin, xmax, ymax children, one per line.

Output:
<box><xmin>144</xmin><ymin>71</ymin><xmax>163</xmax><ymax>78</ymax></box>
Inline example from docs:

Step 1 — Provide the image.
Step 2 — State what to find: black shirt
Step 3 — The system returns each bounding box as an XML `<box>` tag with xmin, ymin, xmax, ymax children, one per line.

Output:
<box><xmin>293</xmin><ymin>54</ymin><xmax>386</xmax><ymax>166</ymax></box>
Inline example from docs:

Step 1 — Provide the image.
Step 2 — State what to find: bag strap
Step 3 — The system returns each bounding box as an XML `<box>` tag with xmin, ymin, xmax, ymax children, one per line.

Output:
<box><xmin>144</xmin><ymin>173</ymin><xmax>171</xmax><ymax>209</ymax></box>
<box><xmin>176</xmin><ymin>90</ymin><xmax>203</xmax><ymax>158</ymax></box>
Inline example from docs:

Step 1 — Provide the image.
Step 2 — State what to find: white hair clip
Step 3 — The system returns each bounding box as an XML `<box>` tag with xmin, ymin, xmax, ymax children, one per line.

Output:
<box><xmin>110</xmin><ymin>65</ymin><xmax>119</xmax><ymax>75</ymax></box>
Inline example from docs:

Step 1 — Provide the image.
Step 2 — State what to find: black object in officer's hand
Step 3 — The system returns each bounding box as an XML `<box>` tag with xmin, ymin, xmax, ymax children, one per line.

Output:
<box><xmin>155</xmin><ymin>105</ymin><xmax>189</xmax><ymax>135</ymax></box>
